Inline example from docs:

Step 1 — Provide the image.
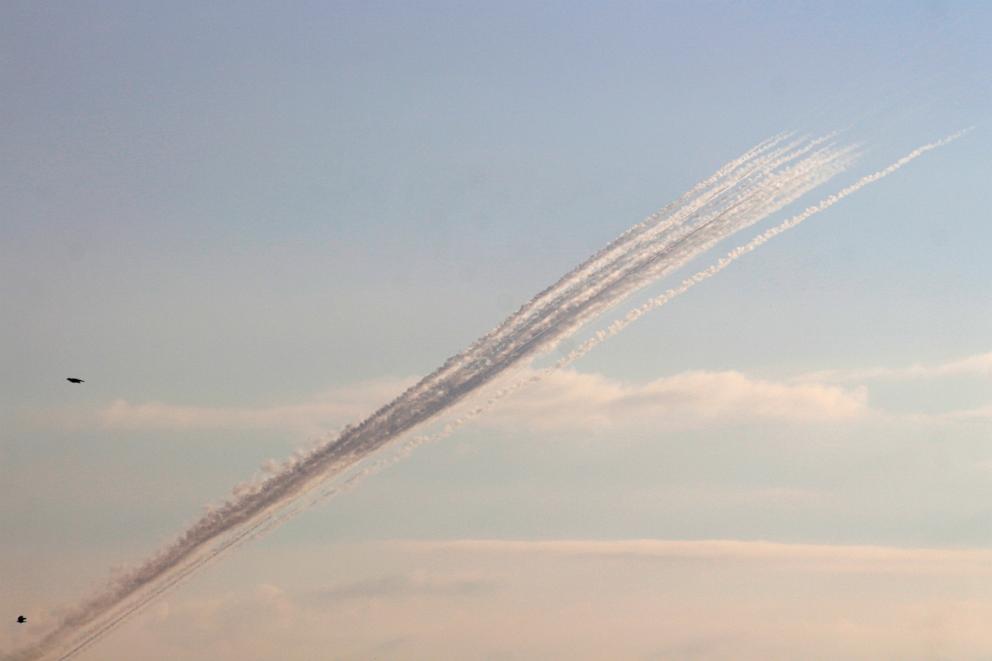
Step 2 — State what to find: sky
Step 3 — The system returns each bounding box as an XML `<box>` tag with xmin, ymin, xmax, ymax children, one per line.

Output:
<box><xmin>2</xmin><ymin>1</ymin><xmax>991</xmax><ymax>658</ymax></box>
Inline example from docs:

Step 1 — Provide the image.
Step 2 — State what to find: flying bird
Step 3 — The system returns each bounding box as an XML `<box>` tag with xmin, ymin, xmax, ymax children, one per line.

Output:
<box><xmin>66</xmin><ymin>378</ymin><xmax>84</xmax><ymax>384</ymax></box>
<box><xmin>17</xmin><ymin>616</ymin><xmax>26</xmax><ymax>624</ymax></box>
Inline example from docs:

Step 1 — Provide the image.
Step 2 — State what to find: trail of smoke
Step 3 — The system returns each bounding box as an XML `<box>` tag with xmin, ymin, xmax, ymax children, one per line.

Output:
<box><xmin>45</xmin><ymin>142</ymin><xmax>857</xmax><ymax>660</ymax></box>
<box><xmin>97</xmin><ymin>132</ymin><xmax>966</xmax><ymax>648</ymax></box>
<box><xmin>221</xmin><ymin>142</ymin><xmax>848</xmax><ymax>508</ymax></box>
<box><xmin>504</xmin><ymin>133</ymin><xmax>823</xmax><ymax>312</ymax></box>
<box><xmin>420</xmin><ymin>132</ymin><xmax>851</xmax><ymax>392</ymax></box>
<box><xmin>474</xmin><ymin>144</ymin><xmax>856</xmax><ymax>368</ymax></box>
<box><xmin>558</xmin><ymin>128</ymin><xmax>971</xmax><ymax>364</ymax></box>
<box><xmin>462</xmin><ymin>132</ymin><xmax>974</xmax><ymax>436</ymax></box>
<box><xmin>24</xmin><ymin>141</ymin><xmax>846</xmax><ymax>661</ymax></box>
<box><xmin>53</xmin><ymin>426</ymin><xmax>390</xmax><ymax>660</ymax></box>
<box><xmin>25</xmin><ymin>159</ymin><xmax>844</xmax><ymax>661</ymax></box>
<box><xmin>52</xmin><ymin>487</ymin><xmax>309</xmax><ymax>661</ymax></box>
<box><xmin>11</xmin><ymin>135</ymin><xmax>853</xmax><ymax>661</ymax></box>
<box><xmin>60</xmin><ymin>365</ymin><xmax>540</xmax><ymax>657</ymax></box>
<box><xmin>533</xmin><ymin>145</ymin><xmax>858</xmax><ymax>353</ymax></box>
<box><xmin>415</xmin><ymin>132</ymin><xmax>805</xmax><ymax>389</ymax></box>
<box><xmin>288</xmin><ymin>129</ymin><xmax>969</xmax><ymax>531</ymax></box>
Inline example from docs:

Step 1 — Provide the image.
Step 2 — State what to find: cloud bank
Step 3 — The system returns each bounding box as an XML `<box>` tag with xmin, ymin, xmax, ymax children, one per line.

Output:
<box><xmin>92</xmin><ymin>369</ymin><xmax>865</xmax><ymax>436</ymax></box>
<box><xmin>489</xmin><ymin>368</ymin><xmax>867</xmax><ymax>431</ymax></box>
<box><xmin>795</xmin><ymin>351</ymin><xmax>992</xmax><ymax>384</ymax></box>
<box><xmin>60</xmin><ymin>539</ymin><xmax>992</xmax><ymax>661</ymax></box>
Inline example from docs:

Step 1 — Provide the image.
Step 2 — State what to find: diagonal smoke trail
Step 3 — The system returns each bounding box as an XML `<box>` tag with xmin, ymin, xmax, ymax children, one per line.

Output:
<box><xmin>78</xmin><ymin>129</ymin><xmax>962</xmax><ymax>657</ymax></box>
<box><xmin>185</xmin><ymin>132</ymin><xmax>968</xmax><ymax>638</ymax></box>
<box><xmin>410</xmin><ymin>132</ymin><xmax>843</xmax><ymax>389</ymax></box>
<box><xmin>11</xmin><ymin>134</ymin><xmax>859</xmax><ymax>661</ymax></box>
<box><xmin>200</xmin><ymin>129</ymin><xmax>969</xmax><ymax>592</ymax></box>
<box><xmin>386</xmin><ymin>130</ymin><xmax>972</xmax><ymax>457</ymax></box>
<box><xmin>408</xmin><ymin>136</ymin><xmax>802</xmax><ymax>394</ymax></box>
<box><xmin>557</xmin><ymin>128</ymin><xmax>972</xmax><ymax>363</ymax></box>
<box><xmin>446</xmin><ymin>142</ymin><xmax>857</xmax><ymax>386</ymax></box>
<box><xmin>534</xmin><ymin>144</ymin><xmax>857</xmax><ymax>352</ymax></box>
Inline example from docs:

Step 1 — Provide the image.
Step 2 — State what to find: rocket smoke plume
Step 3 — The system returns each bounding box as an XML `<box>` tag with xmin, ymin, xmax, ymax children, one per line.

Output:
<box><xmin>9</xmin><ymin>131</ymin><xmax>957</xmax><ymax>660</ymax></box>
<box><xmin>277</xmin><ymin>128</ymin><xmax>971</xmax><ymax>548</ymax></box>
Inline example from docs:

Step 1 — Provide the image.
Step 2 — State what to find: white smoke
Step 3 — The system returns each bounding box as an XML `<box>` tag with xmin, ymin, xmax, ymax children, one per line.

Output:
<box><xmin>11</xmin><ymin>131</ymin><xmax>961</xmax><ymax>660</ymax></box>
<box><xmin>232</xmin><ymin>130</ymin><xmax>971</xmax><ymax>593</ymax></box>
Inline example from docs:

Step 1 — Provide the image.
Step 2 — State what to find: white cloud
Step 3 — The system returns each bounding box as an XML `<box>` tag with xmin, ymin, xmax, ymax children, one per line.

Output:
<box><xmin>486</xmin><ymin>368</ymin><xmax>867</xmax><ymax>432</ymax></box>
<box><xmin>306</xmin><ymin>572</ymin><xmax>494</xmax><ymax>601</ymax></box>
<box><xmin>77</xmin><ymin>351</ymin><xmax>992</xmax><ymax>438</ymax></box>
<box><xmin>89</xmin><ymin>368</ymin><xmax>867</xmax><ymax>437</ymax></box>
<box><xmin>79</xmin><ymin>539</ymin><xmax>992</xmax><ymax>661</ymax></box>
<box><xmin>794</xmin><ymin>351</ymin><xmax>992</xmax><ymax>384</ymax></box>
<box><xmin>932</xmin><ymin>404</ymin><xmax>992</xmax><ymax>424</ymax></box>
<box><xmin>67</xmin><ymin>350</ymin><xmax>992</xmax><ymax>439</ymax></box>
<box><xmin>398</xmin><ymin>538</ymin><xmax>992</xmax><ymax>575</ymax></box>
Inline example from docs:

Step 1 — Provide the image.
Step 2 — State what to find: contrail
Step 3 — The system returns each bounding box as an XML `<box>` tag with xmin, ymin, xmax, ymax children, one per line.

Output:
<box><xmin>406</xmin><ymin>133</ymin><xmax>845</xmax><ymax>388</ymax></box>
<box><xmin>278</xmin><ymin>130</ymin><xmax>971</xmax><ymax>536</ymax></box>
<box><xmin>195</xmin><ymin>128</ymin><xmax>971</xmax><ymax>597</ymax></box>
<box><xmin>555</xmin><ymin>129</ymin><xmax>972</xmax><ymax>368</ymax></box>
<box><xmin>24</xmin><ymin>129</ymin><xmax>969</xmax><ymax>660</ymax></box>
<box><xmin>83</xmin><ymin>124</ymin><xmax>960</xmax><ymax>658</ymax></box>
<box><xmin>11</xmin><ymin>134</ymin><xmax>865</xmax><ymax>660</ymax></box>
<box><xmin>147</xmin><ymin>132</ymin><xmax>969</xmax><ymax>661</ymax></box>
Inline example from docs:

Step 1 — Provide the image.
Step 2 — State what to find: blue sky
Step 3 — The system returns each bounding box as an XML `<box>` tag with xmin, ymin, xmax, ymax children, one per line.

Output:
<box><xmin>2</xmin><ymin>2</ymin><xmax>992</xmax><ymax>658</ymax></box>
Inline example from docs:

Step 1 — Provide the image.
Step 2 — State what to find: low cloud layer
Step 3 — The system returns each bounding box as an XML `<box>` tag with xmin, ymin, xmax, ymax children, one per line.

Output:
<box><xmin>794</xmin><ymin>351</ymin><xmax>992</xmax><ymax>384</ymax></box>
<box><xmin>57</xmin><ymin>538</ymin><xmax>992</xmax><ymax>661</ymax></box>
<box><xmin>401</xmin><ymin>538</ymin><xmax>992</xmax><ymax>575</ymax></box>
<box><xmin>78</xmin><ymin>351</ymin><xmax>992</xmax><ymax>438</ymax></box>
<box><xmin>90</xmin><ymin>368</ymin><xmax>867</xmax><ymax>437</ymax></box>
<box><xmin>308</xmin><ymin>572</ymin><xmax>493</xmax><ymax>602</ymax></box>
<box><xmin>489</xmin><ymin>368</ymin><xmax>867</xmax><ymax>432</ymax></box>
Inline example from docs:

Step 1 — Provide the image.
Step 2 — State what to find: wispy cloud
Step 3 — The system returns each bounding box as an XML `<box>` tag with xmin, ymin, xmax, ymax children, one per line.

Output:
<box><xmin>88</xmin><ymin>368</ymin><xmax>867</xmax><ymax>436</ymax></box>
<box><xmin>489</xmin><ymin>368</ymin><xmax>867</xmax><ymax>431</ymax></box>
<box><xmin>931</xmin><ymin>403</ymin><xmax>992</xmax><ymax>424</ymax></box>
<box><xmin>399</xmin><ymin>538</ymin><xmax>992</xmax><ymax>575</ymax></box>
<box><xmin>794</xmin><ymin>351</ymin><xmax>992</xmax><ymax>384</ymax></box>
<box><xmin>307</xmin><ymin>572</ymin><xmax>494</xmax><ymax>602</ymax></box>
<box><xmin>96</xmin><ymin>377</ymin><xmax>417</xmax><ymax>435</ymax></box>
<box><xmin>51</xmin><ymin>349</ymin><xmax>992</xmax><ymax>439</ymax></box>
<box><xmin>77</xmin><ymin>539</ymin><xmax>992</xmax><ymax>660</ymax></box>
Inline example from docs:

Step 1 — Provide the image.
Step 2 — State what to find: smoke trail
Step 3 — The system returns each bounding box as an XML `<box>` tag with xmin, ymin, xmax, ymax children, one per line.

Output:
<box><xmin>556</xmin><ymin>129</ymin><xmax>972</xmax><ymax>367</ymax></box>
<box><xmin>402</xmin><ymin>139</ymin><xmax>800</xmax><ymax>399</ymax></box>
<box><xmin>416</xmin><ymin>132</ymin><xmax>844</xmax><ymax>387</ymax></box>
<box><xmin>10</xmin><ymin>135</ymin><xmax>855</xmax><ymax>661</ymax></box>
<box><xmin>217</xmin><ymin>129</ymin><xmax>970</xmax><ymax>579</ymax></box>
<box><xmin>99</xmin><ymin>131</ymin><xmax>967</xmax><ymax>661</ymax></box>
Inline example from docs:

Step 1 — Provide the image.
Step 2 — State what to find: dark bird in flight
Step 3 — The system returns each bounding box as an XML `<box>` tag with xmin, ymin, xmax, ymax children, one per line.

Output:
<box><xmin>66</xmin><ymin>378</ymin><xmax>84</xmax><ymax>384</ymax></box>
<box><xmin>17</xmin><ymin>615</ymin><xmax>26</xmax><ymax>624</ymax></box>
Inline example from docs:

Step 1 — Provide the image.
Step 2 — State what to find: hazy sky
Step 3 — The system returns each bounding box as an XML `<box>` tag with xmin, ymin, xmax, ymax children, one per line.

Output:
<box><xmin>3</xmin><ymin>2</ymin><xmax>992</xmax><ymax>658</ymax></box>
